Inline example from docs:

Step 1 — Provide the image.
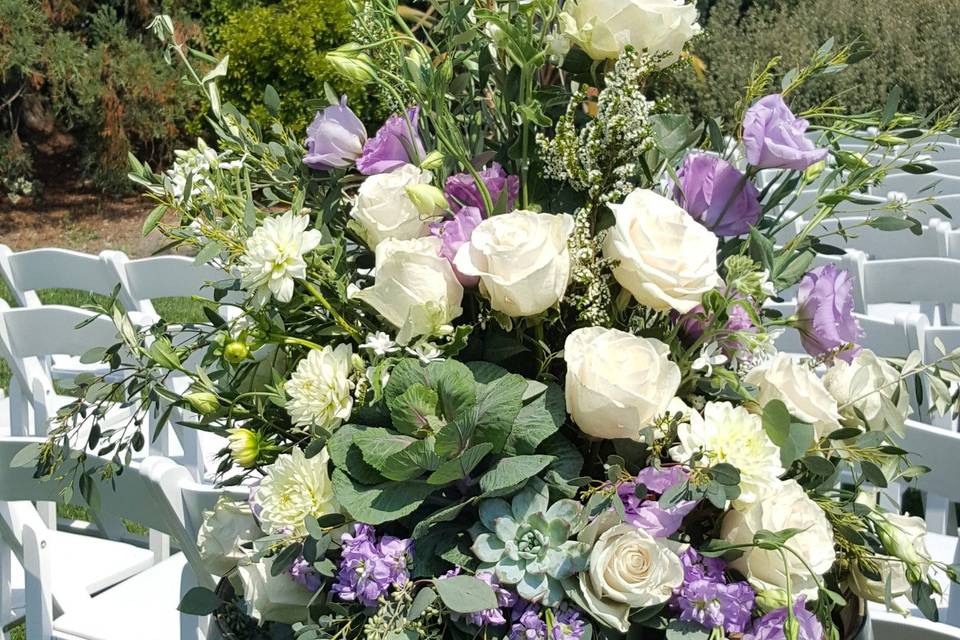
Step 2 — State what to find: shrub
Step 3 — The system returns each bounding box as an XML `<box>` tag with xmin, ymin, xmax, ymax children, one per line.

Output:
<box><xmin>206</xmin><ymin>0</ymin><xmax>384</xmax><ymax>131</ymax></box>
<box><xmin>0</xmin><ymin>1</ymin><xmax>204</xmax><ymax>193</ymax></box>
<box><xmin>667</xmin><ymin>0</ymin><xmax>960</xmax><ymax>124</ymax></box>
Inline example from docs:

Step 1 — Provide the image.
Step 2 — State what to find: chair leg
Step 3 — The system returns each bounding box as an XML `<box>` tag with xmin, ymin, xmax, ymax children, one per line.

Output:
<box><xmin>22</xmin><ymin>523</ymin><xmax>53</xmax><ymax>640</ymax></box>
<box><xmin>0</xmin><ymin>543</ymin><xmax>12</xmax><ymax>640</ymax></box>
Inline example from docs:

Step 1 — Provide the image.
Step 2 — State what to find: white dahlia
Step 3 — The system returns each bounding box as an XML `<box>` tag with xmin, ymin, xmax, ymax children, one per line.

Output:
<box><xmin>238</xmin><ymin>211</ymin><xmax>323</xmax><ymax>305</ymax></box>
<box><xmin>670</xmin><ymin>401</ymin><xmax>785</xmax><ymax>508</ymax></box>
<box><xmin>285</xmin><ymin>344</ymin><xmax>354</xmax><ymax>431</ymax></box>
<box><xmin>256</xmin><ymin>446</ymin><xmax>338</xmax><ymax>535</ymax></box>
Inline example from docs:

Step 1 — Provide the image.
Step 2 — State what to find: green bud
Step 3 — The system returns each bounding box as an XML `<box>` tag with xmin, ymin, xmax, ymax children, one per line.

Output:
<box><xmin>326</xmin><ymin>45</ymin><xmax>377</xmax><ymax>84</ymax></box>
<box><xmin>185</xmin><ymin>391</ymin><xmax>220</xmax><ymax>415</ymax></box>
<box><xmin>227</xmin><ymin>428</ymin><xmax>262</xmax><ymax>469</ymax></box>
<box><xmin>837</xmin><ymin>151</ymin><xmax>872</xmax><ymax>171</ymax></box>
<box><xmin>419</xmin><ymin>150</ymin><xmax>445</xmax><ymax>172</ymax></box>
<box><xmin>754</xmin><ymin>588</ymin><xmax>789</xmax><ymax>613</ymax></box>
<box><xmin>875</xmin><ymin>134</ymin><xmax>907</xmax><ymax>147</ymax></box>
<box><xmin>404</xmin><ymin>183</ymin><xmax>448</xmax><ymax>216</ymax></box>
<box><xmin>223</xmin><ymin>340</ymin><xmax>250</xmax><ymax>364</ymax></box>
<box><xmin>804</xmin><ymin>160</ymin><xmax>826</xmax><ymax>181</ymax></box>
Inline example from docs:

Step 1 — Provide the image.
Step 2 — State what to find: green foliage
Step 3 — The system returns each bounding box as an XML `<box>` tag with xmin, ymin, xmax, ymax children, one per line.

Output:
<box><xmin>205</xmin><ymin>0</ymin><xmax>383</xmax><ymax>131</ymax></box>
<box><xmin>667</xmin><ymin>0</ymin><xmax>960</xmax><ymax>124</ymax></box>
<box><xmin>0</xmin><ymin>1</ymin><xmax>204</xmax><ymax>193</ymax></box>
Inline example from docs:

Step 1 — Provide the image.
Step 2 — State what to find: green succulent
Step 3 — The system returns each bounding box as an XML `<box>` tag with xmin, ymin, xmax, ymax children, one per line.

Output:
<box><xmin>470</xmin><ymin>478</ymin><xmax>590</xmax><ymax>605</ymax></box>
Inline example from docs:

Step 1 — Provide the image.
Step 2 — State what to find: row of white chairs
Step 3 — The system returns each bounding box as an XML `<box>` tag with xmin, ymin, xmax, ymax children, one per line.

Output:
<box><xmin>0</xmin><ymin>436</ymin><xmax>241</xmax><ymax>639</ymax></box>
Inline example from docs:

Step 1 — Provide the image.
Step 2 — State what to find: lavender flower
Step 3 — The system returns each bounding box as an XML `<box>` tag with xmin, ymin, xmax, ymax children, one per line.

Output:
<box><xmin>303</xmin><ymin>97</ymin><xmax>367</xmax><ymax>170</ymax></box>
<box><xmin>743</xmin><ymin>597</ymin><xmax>824</xmax><ymax>640</ymax></box>
<box><xmin>508</xmin><ymin>602</ymin><xmax>585</xmax><ymax>640</ymax></box>
<box><xmin>356</xmin><ymin>107</ymin><xmax>426</xmax><ymax>175</ymax></box>
<box><xmin>673</xmin><ymin>152</ymin><xmax>762</xmax><ymax>237</ymax></box>
<box><xmin>796</xmin><ymin>264</ymin><xmax>863</xmax><ymax>362</ymax></box>
<box><xmin>428</xmin><ymin>205</ymin><xmax>483</xmax><ymax>286</ymax></box>
<box><xmin>288</xmin><ymin>555</ymin><xmax>323</xmax><ymax>592</ymax></box>
<box><xmin>743</xmin><ymin>94</ymin><xmax>828</xmax><ymax>171</ymax></box>
<box><xmin>331</xmin><ymin>524</ymin><xmax>413</xmax><ymax>606</ymax></box>
<box><xmin>444</xmin><ymin>162</ymin><xmax>519</xmax><ymax>215</ymax></box>
<box><xmin>617</xmin><ymin>466</ymin><xmax>697</xmax><ymax>538</ymax></box>
<box><xmin>678</xmin><ymin>294</ymin><xmax>756</xmax><ymax>354</ymax></box>
<box><xmin>442</xmin><ymin>568</ymin><xmax>516</xmax><ymax>627</ymax></box>
<box><xmin>673</xmin><ymin>549</ymin><xmax>755</xmax><ymax>635</ymax></box>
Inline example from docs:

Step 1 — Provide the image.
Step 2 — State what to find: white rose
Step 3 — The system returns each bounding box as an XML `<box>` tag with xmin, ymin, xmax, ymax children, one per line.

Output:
<box><xmin>454</xmin><ymin>210</ymin><xmax>574</xmax><ymax>317</ymax></box>
<box><xmin>603</xmin><ymin>189</ymin><xmax>721</xmax><ymax>313</ymax></box>
<box><xmin>574</xmin><ymin>511</ymin><xmax>683</xmax><ymax>632</ymax></box>
<box><xmin>197</xmin><ymin>497</ymin><xmax>263</xmax><ymax>576</ymax></box>
<box><xmin>822</xmin><ymin>349</ymin><xmax>910</xmax><ymax>436</ymax></box>
<box><xmin>560</xmin><ymin>0</ymin><xmax>700</xmax><ymax>65</ymax></box>
<box><xmin>350</xmin><ymin>164</ymin><xmax>437</xmax><ymax>248</ymax></box>
<box><xmin>721</xmin><ymin>479</ymin><xmax>836</xmax><ymax>598</ymax></box>
<box><xmin>564</xmin><ymin>327</ymin><xmax>681</xmax><ymax>441</ymax></box>
<box><xmin>670</xmin><ymin>401</ymin><xmax>785</xmax><ymax>508</ymax></box>
<box><xmin>744</xmin><ymin>353</ymin><xmax>842</xmax><ymax>438</ymax></box>
<box><xmin>237</xmin><ymin>557</ymin><xmax>312</xmax><ymax>624</ymax></box>
<box><xmin>354</xmin><ymin>237</ymin><xmax>464</xmax><ymax>344</ymax></box>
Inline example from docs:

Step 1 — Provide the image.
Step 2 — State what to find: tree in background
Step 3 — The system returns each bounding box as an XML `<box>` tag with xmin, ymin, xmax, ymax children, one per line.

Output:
<box><xmin>668</xmin><ymin>0</ymin><xmax>960</xmax><ymax>124</ymax></box>
<box><xmin>0</xmin><ymin>0</ymin><xmax>206</xmax><ymax>197</ymax></box>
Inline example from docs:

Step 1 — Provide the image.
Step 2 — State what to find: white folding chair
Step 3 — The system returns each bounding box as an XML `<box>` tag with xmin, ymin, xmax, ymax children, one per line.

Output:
<box><xmin>871</xmin><ymin>608</ymin><xmax>960</xmax><ymax>640</ymax></box>
<box><xmin>807</xmin><ymin>217</ymin><xmax>948</xmax><ymax>260</ymax></box>
<box><xmin>847</xmin><ymin>255</ymin><xmax>960</xmax><ymax>326</ymax></box>
<box><xmin>0</xmin><ymin>436</ymin><xmax>219</xmax><ymax>640</ymax></box>
<box><xmin>0</xmin><ymin>246</ymin><xmax>147</xmax><ymax>381</ymax></box>
<box><xmin>870</xmin><ymin>173</ymin><xmax>960</xmax><ymax>199</ymax></box>
<box><xmin>103</xmin><ymin>254</ymin><xmax>238</xmax><ymax>483</ymax></box>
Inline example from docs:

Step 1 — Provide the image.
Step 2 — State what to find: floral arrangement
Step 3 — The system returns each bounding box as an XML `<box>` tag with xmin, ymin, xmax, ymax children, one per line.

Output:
<box><xmin>37</xmin><ymin>1</ymin><xmax>960</xmax><ymax>639</ymax></box>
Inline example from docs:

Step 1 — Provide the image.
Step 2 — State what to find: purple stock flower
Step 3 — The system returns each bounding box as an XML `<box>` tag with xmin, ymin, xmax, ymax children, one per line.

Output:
<box><xmin>617</xmin><ymin>466</ymin><xmax>697</xmax><ymax>538</ymax></box>
<box><xmin>508</xmin><ymin>603</ymin><xmax>585</xmax><ymax>640</ymax></box>
<box><xmin>331</xmin><ymin>524</ymin><xmax>413</xmax><ymax>607</ymax></box>
<box><xmin>356</xmin><ymin>107</ymin><xmax>426</xmax><ymax>175</ymax></box>
<box><xmin>743</xmin><ymin>597</ymin><xmax>824</xmax><ymax>640</ymax></box>
<box><xmin>303</xmin><ymin>96</ymin><xmax>367</xmax><ymax>170</ymax></box>
<box><xmin>673</xmin><ymin>549</ymin><xmax>755</xmax><ymax>635</ymax></box>
<box><xmin>429</xmin><ymin>205</ymin><xmax>483</xmax><ymax>286</ymax></box>
<box><xmin>288</xmin><ymin>555</ymin><xmax>323</xmax><ymax>592</ymax></box>
<box><xmin>445</xmin><ymin>162</ymin><xmax>519</xmax><ymax>215</ymax></box>
<box><xmin>442</xmin><ymin>568</ymin><xmax>516</xmax><ymax>627</ymax></box>
<box><xmin>673</xmin><ymin>152</ymin><xmax>762</xmax><ymax>237</ymax></box>
<box><xmin>796</xmin><ymin>264</ymin><xmax>864</xmax><ymax>362</ymax></box>
<box><xmin>743</xmin><ymin>94</ymin><xmax>829</xmax><ymax>171</ymax></box>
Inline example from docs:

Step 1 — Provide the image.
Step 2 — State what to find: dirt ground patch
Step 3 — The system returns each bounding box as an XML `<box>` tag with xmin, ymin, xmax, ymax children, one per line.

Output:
<box><xmin>0</xmin><ymin>182</ymin><xmax>168</xmax><ymax>257</ymax></box>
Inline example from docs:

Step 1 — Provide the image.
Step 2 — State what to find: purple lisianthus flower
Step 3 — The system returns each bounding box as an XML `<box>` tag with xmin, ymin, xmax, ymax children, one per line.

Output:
<box><xmin>678</xmin><ymin>294</ymin><xmax>756</xmax><ymax>354</ymax></box>
<box><xmin>743</xmin><ymin>94</ymin><xmax>829</xmax><ymax>171</ymax></box>
<box><xmin>288</xmin><ymin>555</ymin><xmax>323</xmax><ymax>592</ymax></box>
<box><xmin>796</xmin><ymin>264</ymin><xmax>863</xmax><ymax>362</ymax></box>
<box><xmin>617</xmin><ymin>466</ymin><xmax>697</xmax><ymax>538</ymax></box>
<box><xmin>303</xmin><ymin>96</ymin><xmax>367</xmax><ymax>170</ymax></box>
<box><xmin>356</xmin><ymin>107</ymin><xmax>426</xmax><ymax>175</ymax></box>
<box><xmin>445</xmin><ymin>162</ymin><xmax>519</xmax><ymax>215</ymax></box>
<box><xmin>331</xmin><ymin>524</ymin><xmax>413</xmax><ymax>606</ymax></box>
<box><xmin>680</xmin><ymin>548</ymin><xmax>727</xmax><ymax>584</ymax></box>
<box><xmin>673</xmin><ymin>152</ymin><xmax>762</xmax><ymax>237</ymax></box>
<box><xmin>429</xmin><ymin>205</ymin><xmax>483</xmax><ymax>286</ymax></box>
<box><xmin>442</xmin><ymin>568</ymin><xmax>516</xmax><ymax>627</ymax></box>
<box><xmin>743</xmin><ymin>597</ymin><xmax>824</xmax><ymax>640</ymax></box>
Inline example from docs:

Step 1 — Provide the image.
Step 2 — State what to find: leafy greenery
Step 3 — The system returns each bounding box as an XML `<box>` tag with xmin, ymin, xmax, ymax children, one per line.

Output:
<box><xmin>666</xmin><ymin>0</ymin><xmax>960</xmax><ymax>124</ymax></box>
<box><xmin>203</xmin><ymin>0</ymin><xmax>386</xmax><ymax>131</ymax></box>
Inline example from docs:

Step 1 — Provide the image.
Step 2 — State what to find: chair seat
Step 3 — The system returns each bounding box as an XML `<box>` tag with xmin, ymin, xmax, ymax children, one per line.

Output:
<box><xmin>4</xmin><ymin>530</ymin><xmax>154</xmax><ymax>623</ymax></box>
<box><xmin>52</xmin><ymin>553</ymin><xmax>200</xmax><ymax>640</ymax></box>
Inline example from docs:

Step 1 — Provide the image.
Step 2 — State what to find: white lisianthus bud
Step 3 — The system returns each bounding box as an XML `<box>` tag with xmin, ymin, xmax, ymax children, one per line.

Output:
<box><xmin>419</xmin><ymin>149</ymin><xmax>445</xmax><ymax>171</ymax></box>
<box><xmin>404</xmin><ymin>183</ymin><xmax>449</xmax><ymax>217</ymax></box>
<box><xmin>184</xmin><ymin>391</ymin><xmax>220</xmax><ymax>415</ymax></box>
<box><xmin>326</xmin><ymin>44</ymin><xmax>377</xmax><ymax>84</ymax></box>
<box><xmin>237</xmin><ymin>557</ymin><xmax>313</xmax><ymax>624</ymax></box>
<box><xmin>875</xmin><ymin>513</ymin><xmax>931</xmax><ymax>570</ymax></box>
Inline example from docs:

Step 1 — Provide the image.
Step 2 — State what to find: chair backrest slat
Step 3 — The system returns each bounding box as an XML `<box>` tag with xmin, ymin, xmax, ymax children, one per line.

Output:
<box><xmin>119</xmin><ymin>255</ymin><xmax>227</xmax><ymax>303</ymax></box>
<box><xmin>860</xmin><ymin>258</ymin><xmax>960</xmax><ymax>305</ymax></box>
<box><xmin>3</xmin><ymin>248</ymin><xmax>121</xmax><ymax>299</ymax></box>
<box><xmin>901</xmin><ymin>420</ymin><xmax>960</xmax><ymax>504</ymax></box>
<box><xmin>0</xmin><ymin>305</ymin><xmax>120</xmax><ymax>359</ymax></box>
